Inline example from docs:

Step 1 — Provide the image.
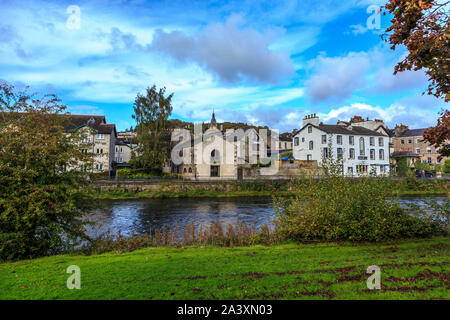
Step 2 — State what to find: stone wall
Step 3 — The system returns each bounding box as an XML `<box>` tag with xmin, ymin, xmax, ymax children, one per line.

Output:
<box><xmin>92</xmin><ymin>179</ymin><xmax>293</xmax><ymax>193</ymax></box>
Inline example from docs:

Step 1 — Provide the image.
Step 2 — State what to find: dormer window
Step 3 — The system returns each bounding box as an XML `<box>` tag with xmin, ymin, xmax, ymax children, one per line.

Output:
<box><xmin>96</xmin><ymin>134</ymin><xmax>104</xmax><ymax>140</ymax></box>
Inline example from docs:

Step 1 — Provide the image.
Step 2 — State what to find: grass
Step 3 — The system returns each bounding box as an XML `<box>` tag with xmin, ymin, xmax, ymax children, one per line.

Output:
<box><xmin>1</xmin><ymin>237</ymin><xmax>449</xmax><ymax>300</ymax></box>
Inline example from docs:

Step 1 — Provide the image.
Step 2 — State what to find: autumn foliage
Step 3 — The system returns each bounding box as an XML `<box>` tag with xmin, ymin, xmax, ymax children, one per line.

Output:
<box><xmin>384</xmin><ymin>0</ymin><xmax>449</xmax><ymax>101</ymax></box>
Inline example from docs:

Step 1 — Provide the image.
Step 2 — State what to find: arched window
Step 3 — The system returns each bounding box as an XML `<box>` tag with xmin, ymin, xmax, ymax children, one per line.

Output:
<box><xmin>188</xmin><ymin>167</ymin><xmax>192</xmax><ymax>173</ymax></box>
<box><xmin>359</xmin><ymin>137</ymin><xmax>365</xmax><ymax>156</ymax></box>
<box><xmin>309</xmin><ymin>141</ymin><xmax>314</xmax><ymax>150</ymax></box>
<box><xmin>294</xmin><ymin>137</ymin><xmax>299</xmax><ymax>146</ymax></box>
<box><xmin>211</xmin><ymin>149</ymin><xmax>220</xmax><ymax>163</ymax></box>
<box><xmin>183</xmin><ymin>168</ymin><xmax>187</xmax><ymax>173</ymax></box>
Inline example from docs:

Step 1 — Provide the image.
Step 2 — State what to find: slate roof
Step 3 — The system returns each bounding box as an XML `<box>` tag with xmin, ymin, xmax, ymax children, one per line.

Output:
<box><xmin>62</xmin><ymin>114</ymin><xmax>117</xmax><ymax>135</ymax></box>
<box><xmin>294</xmin><ymin>123</ymin><xmax>387</xmax><ymax>137</ymax></box>
<box><xmin>397</xmin><ymin>128</ymin><xmax>428</xmax><ymax>137</ymax></box>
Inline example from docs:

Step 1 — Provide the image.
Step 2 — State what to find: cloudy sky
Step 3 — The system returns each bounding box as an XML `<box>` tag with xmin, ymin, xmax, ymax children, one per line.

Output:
<box><xmin>0</xmin><ymin>0</ymin><xmax>446</xmax><ymax>132</ymax></box>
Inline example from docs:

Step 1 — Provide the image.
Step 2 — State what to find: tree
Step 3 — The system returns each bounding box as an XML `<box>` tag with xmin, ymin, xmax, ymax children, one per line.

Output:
<box><xmin>0</xmin><ymin>81</ymin><xmax>93</xmax><ymax>260</ymax></box>
<box><xmin>131</xmin><ymin>85</ymin><xmax>173</xmax><ymax>172</ymax></box>
<box><xmin>384</xmin><ymin>0</ymin><xmax>449</xmax><ymax>101</ymax></box>
<box><xmin>423</xmin><ymin>109</ymin><xmax>449</xmax><ymax>159</ymax></box>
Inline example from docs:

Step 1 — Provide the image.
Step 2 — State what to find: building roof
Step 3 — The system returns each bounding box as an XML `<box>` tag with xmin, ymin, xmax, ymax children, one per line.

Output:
<box><xmin>391</xmin><ymin>151</ymin><xmax>420</xmax><ymax>158</ymax></box>
<box><xmin>294</xmin><ymin>123</ymin><xmax>387</xmax><ymax>137</ymax></box>
<box><xmin>62</xmin><ymin>114</ymin><xmax>117</xmax><ymax>136</ymax></box>
<box><xmin>397</xmin><ymin>128</ymin><xmax>428</xmax><ymax>137</ymax></box>
<box><xmin>115</xmin><ymin>138</ymin><xmax>130</xmax><ymax>146</ymax></box>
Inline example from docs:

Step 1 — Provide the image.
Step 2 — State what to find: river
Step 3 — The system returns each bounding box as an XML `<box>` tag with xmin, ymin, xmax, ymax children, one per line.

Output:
<box><xmin>85</xmin><ymin>196</ymin><xmax>448</xmax><ymax>238</ymax></box>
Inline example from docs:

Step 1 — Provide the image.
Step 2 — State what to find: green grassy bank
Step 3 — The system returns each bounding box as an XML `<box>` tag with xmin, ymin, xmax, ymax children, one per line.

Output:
<box><xmin>1</xmin><ymin>237</ymin><xmax>449</xmax><ymax>300</ymax></box>
<box><xmin>90</xmin><ymin>179</ymin><xmax>449</xmax><ymax>200</ymax></box>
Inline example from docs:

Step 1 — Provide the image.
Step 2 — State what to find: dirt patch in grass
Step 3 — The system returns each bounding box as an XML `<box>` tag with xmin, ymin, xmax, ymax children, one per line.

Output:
<box><xmin>385</xmin><ymin>269</ymin><xmax>450</xmax><ymax>284</ymax></box>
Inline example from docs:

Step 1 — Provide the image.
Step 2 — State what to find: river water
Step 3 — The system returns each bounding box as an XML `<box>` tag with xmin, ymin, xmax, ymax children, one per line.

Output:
<box><xmin>85</xmin><ymin>196</ymin><xmax>448</xmax><ymax>238</ymax></box>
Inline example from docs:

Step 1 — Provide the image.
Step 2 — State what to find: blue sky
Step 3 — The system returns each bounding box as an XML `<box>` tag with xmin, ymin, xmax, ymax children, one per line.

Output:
<box><xmin>0</xmin><ymin>0</ymin><xmax>446</xmax><ymax>132</ymax></box>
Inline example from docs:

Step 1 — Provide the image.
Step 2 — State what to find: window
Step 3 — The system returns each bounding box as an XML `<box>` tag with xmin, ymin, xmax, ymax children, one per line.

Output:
<box><xmin>210</xmin><ymin>165</ymin><xmax>219</xmax><ymax>177</ymax></box>
<box><xmin>337</xmin><ymin>135</ymin><xmax>342</xmax><ymax>145</ymax></box>
<box><xmin>401</xmin><ymin>139</ymin><xmax>405</xmax><ymax>145</ymax></box>
<box><xmin>115</xmin><ymin>147</ymin><xmax>118</xmax><ymax>152</ymax></box>
<box><xmin>426</xmin><ymin>147</ymin><xmax>431</xmax><ymax>153</ymax></box>
<box><xmin>323</xmin><ymin>147</ymin><xmax>329</xmax><ymax>160</ymax></box>
<box><xmin>349</xmin><ymin>136</ymin><xmax>354</xmax><ymax>145</ymax></box>
<box><xmin>349</xmin><ymin>148</ymin><xmax>355</xmax><ymax>159</ymax></box>
<box><xmin>378</xmin><ymin>137</ymin><xmax>384</xmax><ymax>146</ymax></box>
<box><xmin>356</xmin><ymin>165</ymin><xmax>368</xmax><ymax>174</ymax></box>
<box><xmin>379</xmin><ymin>149</ymin><xmax>384</xmax><ymax>160</ymax></box>
<box><xmin>120</xmin><ymin>147</ymin><xmax>123</xmax><ymax>152</ymax></box>
<box><xmin>96</xmin><ymin>134</ymin><xmax>104</xmax><ymax>140</ymax></box>
<box><xmin>370</xmin><ymin>137</ymin><xmax>374</xmax><ymax>146</ymax></box>
<box><xmin>183</xmin><ymin>168</ymin><xmax>187</xmax><ymax>173</ymax></box>
<box><xmin>359</xmin><ymin>137</ymin><xmax>365</xmax><ymax>156</ymax></box>
<box><xmin>416</xmin><ymin>138</ymin><xmax>420</xmax><ymax>143</ymax></box>
<box><xmin>308</xmin><ymin>126</ymin><xmax>312</xmax><ymax>133</ymax></box>
<box><xmin>83</xmin><ymin>136</ymin><xmax>89</xmax><ymax>143</ymax></box>
<box><xmin>302</xmin><ymin>137</ymin><xmax>305</xmax><ymax>142</ymax></box>
<box><xmin>427</xmin><ymin>157</ymin><xmax>432</xmax><ymax>164</ymax></box>
<box><xmin>96</xmin><ymin>148</ymin><xmax>103</xmax><ymax>154</ymax></box>
<box><xmin>307</xmin><ymin>154</ymin><xmax>312</xmax><ymax>161</ymax></box>
<box><xmin>347</xmin><ymin>167</ymin><xmax>353</xmax><ymax>175</ymax></box>
<box><xmin>95</xmin><ymin>164</ymin><xmax>103</xmax><ymax>170</ymax></box>
<box><xmin>321</xmin><ymin>135</ymin><xmax>327</xmax><ymax>144</ymax></box>
<box><xmin>416</xmin><ymin>148</ymin><xmax>420</xmax><ymax>154</ymax></box>
<box><xmin>309</xmin><ymin>141</ymin><xmax>314</xmax><ymax>150</ymax></box>
<box><xmin>188</xmin><ymin>167</ymin><xmax>192</xmax><ymax>173</ymax></box>
<box><xmin>408</xmin><ymin>139</ymin><xmax>412</xmax><ymax>144</ymax></box>
<box><xmin>337</xmin><ymin>148</ymin><xmax>343</xmax><ymax>159</ymax></box>
<box><xmin>294</xmin><ymin>137</ymin><xmax>299</xmax><ymax>146</ymax></box>
<box><xmin>370</xmin><ymin>149</ymin><xmax>375</xmax><ymax>160</ymax></box>
<box><xmin>211</xmin><ymin>149</ymin><xmax>220</xmax><ymax>163</ymax></box>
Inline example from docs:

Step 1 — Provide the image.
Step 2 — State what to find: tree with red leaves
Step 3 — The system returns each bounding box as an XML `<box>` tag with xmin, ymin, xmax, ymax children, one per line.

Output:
<box><xmin>384</xmin><ymin>0</ymin><xmax>449</xmax><ymax>100</ymax></box>
<box><xmin>423</xmin><ymin>110</ymin><xmax>449</xmax><ymax>159</ymax></box>
<box><xmin>384</xmin><ymin>0</ymin><xmax>449</xmax><ymax>158</ymax></box>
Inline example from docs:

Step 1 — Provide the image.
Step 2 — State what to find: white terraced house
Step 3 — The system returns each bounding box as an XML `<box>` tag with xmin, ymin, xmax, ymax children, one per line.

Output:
<box><xmin>293</xmin><ymin>114</ymin><xmax>391</xmax><ymax>176</ymax></box>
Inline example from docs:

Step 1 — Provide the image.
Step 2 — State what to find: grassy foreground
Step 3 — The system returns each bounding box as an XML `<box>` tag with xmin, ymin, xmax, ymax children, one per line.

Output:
<box><xmin>1</xmin><ymin>237</ymin><xmax>449</xmax><ymax>300</ymax></box>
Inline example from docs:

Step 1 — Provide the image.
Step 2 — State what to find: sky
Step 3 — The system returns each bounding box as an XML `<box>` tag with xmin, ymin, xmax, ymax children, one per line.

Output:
<box><xmin>0</xmin><ymin>0</ymin><xmax>447</xmax><ymax>132</ymax></box>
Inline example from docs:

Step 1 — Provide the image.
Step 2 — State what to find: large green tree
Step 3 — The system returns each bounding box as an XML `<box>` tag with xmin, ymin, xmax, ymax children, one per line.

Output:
<box><xmin>0</xmin><ymin>82</ymin><xmax>93</xmax><ymax>260</ymax></box>
<box><xmin>132</xmin><ymin>85</ymin><xmax>173</xmax><ymax>172</ymax></box>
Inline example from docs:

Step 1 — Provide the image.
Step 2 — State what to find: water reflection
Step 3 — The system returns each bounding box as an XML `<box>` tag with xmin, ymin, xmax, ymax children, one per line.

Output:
<box><xmin>85</xmin><ymin>196</ymin><xmax>448</xmax><ymax>238</ymax></box>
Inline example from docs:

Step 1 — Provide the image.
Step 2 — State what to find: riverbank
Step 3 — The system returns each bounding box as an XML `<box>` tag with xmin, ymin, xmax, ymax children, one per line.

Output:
<box><xmin>88</xmin><ymin>178</ymin><xmax>449</xmax><ymax>200</ymax></box>
<box><xmin>1</xmin><ymin>237</ymin><xmax>448</xmax><ymax>299</ymax></box>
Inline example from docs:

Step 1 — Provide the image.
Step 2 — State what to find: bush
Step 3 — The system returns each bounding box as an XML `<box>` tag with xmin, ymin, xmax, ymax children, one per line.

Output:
<box><xmin>443</xmin><ymin>159</ymin><xmax>450</xmax><ymax>173</ymax></box>
<box><xmin>116</xmin><ymin>168</ymin><xmax>132</xmax><ymax>179</ymax></box>
<box><xmin>273</xmin><ymin>177</ymin><xmax>446</xmax><ymax>242</ymax></box>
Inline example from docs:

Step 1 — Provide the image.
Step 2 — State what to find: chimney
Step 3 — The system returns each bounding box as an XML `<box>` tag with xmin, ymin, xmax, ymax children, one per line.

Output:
<box><xmin>303</xmin><ymin>113</ymin><xmax>319</xmax><ymax>127</ymax></box>
<box><xmin>394</xmin><ymin>124</ymin><xmax>409</xmax><ymax>137</ymax></box>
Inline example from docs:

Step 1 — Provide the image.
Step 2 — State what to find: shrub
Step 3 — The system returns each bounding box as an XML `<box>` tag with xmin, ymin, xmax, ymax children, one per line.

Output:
<box><xmin>116</xmin><ymin>168</ymin><xmax>132</xmax><ymax>179</ymax></box>
<box><xmin>443</xmin><ymin>159</ymin><xmax>450</xmax><ymax>173</ymax></box>
<box><xmin>273</xmin><ymin>177</ymin><xmax>446</xmax><ymax>242</ymax></box>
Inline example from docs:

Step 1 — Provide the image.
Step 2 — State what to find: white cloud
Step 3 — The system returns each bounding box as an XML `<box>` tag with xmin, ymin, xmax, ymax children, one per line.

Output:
<box><xmin>149</xmin><ymin>14</ymin><xmax>295</xmax><ymax>84</ymax></box>
<box><xmin>305</xmin><ymin>52</ymin><xmax>370</xmax><ymax>103</ymax></box>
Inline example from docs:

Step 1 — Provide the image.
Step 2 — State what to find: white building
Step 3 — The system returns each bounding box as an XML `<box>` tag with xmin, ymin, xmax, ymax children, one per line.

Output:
<box><xmin>293</xmin><ymin>114</ymin><xmax>390</xmax><ymax>176</ymax></box>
